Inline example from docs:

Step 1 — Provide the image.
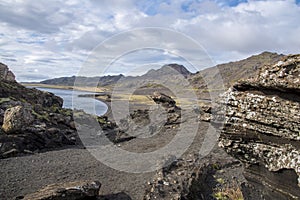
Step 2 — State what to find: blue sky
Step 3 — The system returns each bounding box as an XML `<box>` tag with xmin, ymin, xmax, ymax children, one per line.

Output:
<box><xmin>0</xmin><ymin>0</ymin><xmax>300</xmax><ymax>81</ymax></box>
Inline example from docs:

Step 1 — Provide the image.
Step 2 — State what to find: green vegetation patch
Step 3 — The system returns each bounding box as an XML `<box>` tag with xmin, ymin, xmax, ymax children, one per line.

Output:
<box><xmin>32</xmin><ymin>110</ymin><xmax>50</xmax><ymax>122</ymax></box>
<box><xmin>0</xmin><ymin>98</ymin><xmax>11</xmax><ymax>104</ymax></box>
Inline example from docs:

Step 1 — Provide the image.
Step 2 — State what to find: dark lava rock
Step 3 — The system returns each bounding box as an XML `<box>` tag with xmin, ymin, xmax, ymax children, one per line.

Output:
<box><xmin>22</xmin><ymin>180</ymin><xmax>101</xmax><ymax>200</ymax></box>
<box><xmin>0</xmin><ymin>63</ymin><xmax>116</xmax><ymax>158</ymax></box>
<box><xmin>0</xmin><ymin>64</ymin><xmax>119</xmax><ymax>158</ymax></box>
<box><xmin>143</xmin><ymin>152</ymin><xmax>244</xmax><ymax>200</ymax></box>
<box><xmin>150</xmin><ymin>91</ymin><xmax>181</xmax><ymax>127</ymax></box>
<box><xmin>150</xmin><ymin>91</ymin><xmax>178</xmax><ymax>111</ymax></box>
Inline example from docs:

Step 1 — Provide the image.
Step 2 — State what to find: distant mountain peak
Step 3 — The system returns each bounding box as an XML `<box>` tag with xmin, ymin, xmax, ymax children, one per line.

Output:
<box><xmin>163</xmin><ymin>63</ymin><xmax>192</xmax><ymax>75</ymax></box>
<box><xmin>144</xmin><ymin>63</ymin><xmax>192</xmax><ymax>78</ymax></box>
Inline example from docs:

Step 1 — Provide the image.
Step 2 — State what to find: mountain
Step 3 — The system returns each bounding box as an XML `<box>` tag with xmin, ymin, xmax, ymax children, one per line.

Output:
<box><xmin>108</xmin><ymin>64</ymin><xmax>194</xmax><ymax>96</ymax></box>
<box><xmin>38</xmin><ymin>64</ymin><xmax>191</xmax><ymax>87</ymax></box>
<box><xmin>37</xmin><ymin>52</ymin><xmax>284</xmax><ymax>91</ymax></box>
<box><xmin>144</xmin><ymin>63</ymin><xmax>192</xmax><ymax>78</ymax></box>
<box><xmin>40</xmin><ymin>74</ymin><xmax>124</xmax><ymax>87</ymax></box>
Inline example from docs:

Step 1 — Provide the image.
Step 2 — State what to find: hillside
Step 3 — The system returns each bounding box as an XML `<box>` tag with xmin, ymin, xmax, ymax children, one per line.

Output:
<box><xmin>40</xmin><ymin>74</ymin><xmax>124</xmax><ymax>87</ymax></box>
<box><xmin>38</xmin><ymin>64</ymin><xmax>191</xmax><ymax>89</ymax></box>
<box><xmin>190</xmin><ymin>52</ymin><xmax>285</xmax><ymax>95</ymax></box>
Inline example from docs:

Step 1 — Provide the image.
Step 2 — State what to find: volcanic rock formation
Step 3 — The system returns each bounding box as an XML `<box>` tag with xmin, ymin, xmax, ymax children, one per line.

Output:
<box><xmin>218</xmin><ymin>54</ymin><xmax>300</xmax><ymax>199</ymax></box>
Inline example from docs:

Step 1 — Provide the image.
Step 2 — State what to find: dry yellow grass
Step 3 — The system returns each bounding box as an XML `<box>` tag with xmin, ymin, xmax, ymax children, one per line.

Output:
<box><xmin>214</xmin><ymin>182</ymin><xmax>244</xmax><ymax>200</ymax></box>
<box><xmin>22</xmin><ymin>83</ymin><xmax>107</xmax><ymax>92</ymax></box>
<box><xmin>110</xmin><ymin>93</ymin><xmax>154</xmax><ymax>105</ymax></box>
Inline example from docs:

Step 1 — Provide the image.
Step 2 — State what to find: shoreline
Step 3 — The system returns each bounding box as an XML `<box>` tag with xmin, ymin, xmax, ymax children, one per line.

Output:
<box><xmin>22</xmin><ymin>83</ymin><xmax>108</xmax><ymax>93</ymax></box>
<box><xmin>25</xmin><ymin>84</ymin><xmax>112</xmax><ymax>116</ymax></box>
<box><xmin>23</xmin><ymin>83</ymin><xmax>210</xmax><ymax>118</ymax></box>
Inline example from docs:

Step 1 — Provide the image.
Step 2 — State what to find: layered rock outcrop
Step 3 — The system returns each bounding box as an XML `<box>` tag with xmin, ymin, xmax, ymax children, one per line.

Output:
<box><xmin>218</xmin><ymin>54</ymin><xmax>300</xmax><ymax>199</ymax></box>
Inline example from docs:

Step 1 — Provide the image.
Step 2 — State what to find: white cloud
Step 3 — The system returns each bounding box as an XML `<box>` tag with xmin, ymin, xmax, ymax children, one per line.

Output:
<box><xmin>0</xmin><ymin>0</ymin><xmax>299</xmax><ymax>81</ymax></box>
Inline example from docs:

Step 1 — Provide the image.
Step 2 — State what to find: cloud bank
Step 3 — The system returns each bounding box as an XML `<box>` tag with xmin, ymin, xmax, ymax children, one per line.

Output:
<box><xmin>0</xmin><ymin>0</ymin><xmax>299</xmax><ymax>81</ymax></box>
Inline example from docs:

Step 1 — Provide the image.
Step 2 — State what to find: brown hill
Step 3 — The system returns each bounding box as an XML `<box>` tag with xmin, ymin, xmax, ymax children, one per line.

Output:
<box><xmin>190</xmin><ymin>52</ymin><xmax>285</xmax><ymax>98</ymax></box>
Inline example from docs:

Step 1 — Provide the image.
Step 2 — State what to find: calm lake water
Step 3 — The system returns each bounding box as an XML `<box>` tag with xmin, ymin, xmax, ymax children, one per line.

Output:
<box><xmin>33</xmin><ymin>87</ymin><xmax>108</xmax><ymax>116</ymax></box>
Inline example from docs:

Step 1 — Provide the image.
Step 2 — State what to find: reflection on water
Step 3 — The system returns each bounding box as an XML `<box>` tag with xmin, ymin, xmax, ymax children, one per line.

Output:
<box><xmin>33</xmin><ymin>87</ymin><xmax>108</xmax><ymax>116</ymax></box>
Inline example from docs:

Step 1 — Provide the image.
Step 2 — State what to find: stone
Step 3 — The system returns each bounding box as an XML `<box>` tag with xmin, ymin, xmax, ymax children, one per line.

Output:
<box><xmin>150</xmin><ymin>92</ymin><xmax>177</xmax><ymax>110</ymax></box>
<box><xmin>2</xmin><ymin>148</ymin><xmax>18</xmax><ymax>157</ymax></box>
<box><xmin>47</xmin><ymin>127</ymin><xmax>60</xmax><ymax>134</ymax></box>
<box><xmin>199</xmin><ymin>113</ymin><xmax>211</xmax><ymax>122</ymax></box>
<box><xmin>6</xmin><ymin>71</ymin><xmax>15</xmax><ymax>81</ymax></box>
<box><xmin>2</xmin><ymin>105</ymin><xmax>34</xmax><ymax>134</ymax></box>
<box><xmin>69</xmin><ymin>121</ymin><xmax>76</xmax><ymax>129</ymax></box>
<box><xmin>23</xmin><ymin>180</ymin><xmax>101</xmax><ymax>200</ymax></box>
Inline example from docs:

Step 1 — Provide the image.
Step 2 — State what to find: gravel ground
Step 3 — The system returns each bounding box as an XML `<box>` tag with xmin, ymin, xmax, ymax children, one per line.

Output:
<box><xmin>0</xmin><ymin>147</ymin><xmax>155</xmax><ymax>200</ymax></box>
<box><xmin>0</xmin><ymin>116</ymin><xmax>241</xmax><ymax>200</ymax></box>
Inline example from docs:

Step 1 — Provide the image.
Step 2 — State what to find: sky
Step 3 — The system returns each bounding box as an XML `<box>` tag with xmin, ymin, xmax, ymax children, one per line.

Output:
<box><xmin>0</xmin><ymin>0</ymin><xmax>300</xmax><ymax>81</ymax></box>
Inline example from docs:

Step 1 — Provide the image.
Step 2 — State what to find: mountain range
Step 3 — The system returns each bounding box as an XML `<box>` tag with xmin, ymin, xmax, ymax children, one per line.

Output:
<box><xmin>32</xmin><ymin>52</ymin><xmax>285</xmax><ymax>98</ymax></box>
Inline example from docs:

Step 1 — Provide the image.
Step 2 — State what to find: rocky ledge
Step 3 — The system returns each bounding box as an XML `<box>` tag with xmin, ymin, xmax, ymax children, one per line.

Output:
<box><xmin>0</xmin><ymin>64</ymin><xmax>115</xmax><ymax>158</ymax></box>
<box><xmin>218</xmin><ymin>54</ymin><xmax>300</xmax><ymax>199</ymax></box>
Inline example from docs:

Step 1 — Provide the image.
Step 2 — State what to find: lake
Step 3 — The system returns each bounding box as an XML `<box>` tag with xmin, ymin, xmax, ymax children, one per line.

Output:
<box><xmin>33</xmin><ymin>87</ymin><xmax>108</xmax><ymax>116</ymax></box>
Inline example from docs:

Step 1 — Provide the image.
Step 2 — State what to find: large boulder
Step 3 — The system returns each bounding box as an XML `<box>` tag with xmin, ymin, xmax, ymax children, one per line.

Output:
<box><xmin>22</xmin><ymin>180</ymin><xmax>101</xmax><ymax>200</ymax></box>
<box><xmin>151</xmin><ymin>91</ymin><xmax>177</xmax><ymax>111</ymax></box>
<box><xmin>218</xmin><ymin>54</ymin><xmax>300</xmax><ymax>199</ymax></box>
<box><xmin>150</xmin><ymin>92</ymin><xmax>181</xmax><ymax>126</ymax></box>
<box><xmin>2</xmin><ymin>105</ymin><xmax>34</xmax><ymax>134</ymax></box>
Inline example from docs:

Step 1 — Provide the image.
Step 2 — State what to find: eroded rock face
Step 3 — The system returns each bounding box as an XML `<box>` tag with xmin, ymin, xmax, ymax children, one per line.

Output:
<box><xmin>0</xmin><ymin>62</ymin><xmax>15</xmax><ymax>81</ymax></box>
<box><xmin>218</xmin><ymin>54</ymin><xmax>300</xmax><ymax>199</ymax></box>
<box><xmin>2</xmin><ymin>105</ymin><xmax>34</xmax><ymax>133</ymax></box>
<box><xmin>22</xmin><ymin>180</ymin><xmax>101</xmax><ymax>200</ymax></box>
